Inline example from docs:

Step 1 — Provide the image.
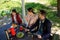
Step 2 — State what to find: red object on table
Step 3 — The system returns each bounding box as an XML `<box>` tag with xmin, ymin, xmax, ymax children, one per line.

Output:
<box><xmin>20</xmin><ymin>26</ymin><xmax>23</xmax><ymax>31</ymax></box>
<box><xmin>9</xmin><ymin>28</ymin><xmax>16</xmax><ymax>36</ymax></box>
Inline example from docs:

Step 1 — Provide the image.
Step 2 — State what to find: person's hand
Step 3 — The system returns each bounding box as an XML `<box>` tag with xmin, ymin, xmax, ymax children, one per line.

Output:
<box><xmin>38</xmin><ymin>35</ymin><xmax>42</xmax><ymax>39</ymax></box>
<box><xmin>7</xmin><ymin>29</ymin><xmax>10</xmax><ymax>33</ymax></box>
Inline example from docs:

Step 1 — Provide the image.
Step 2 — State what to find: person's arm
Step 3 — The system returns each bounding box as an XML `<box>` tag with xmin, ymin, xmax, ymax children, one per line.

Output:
<box><xmin>42</xmin><ymin>22</ymin><xmax>52</xmax><ymax>39</ymax></box>
<box><xmin>29</xmin><ymin>14</ymin><xmax>38</xmax><ymax>26</ymax></box>
<box><xmin>18</xmin><ymin>15</ymin><xmax>22</xmax><ymax>24</ymax></box>
<box><xmin>30</xmin><ymin>19</ymin><xmax>39</xmax><ymax>32</ymax></box>
<box><xmin>11</xmin><ymin>14</ymin><xmax>14</xmax><ymax>23</ymax></box>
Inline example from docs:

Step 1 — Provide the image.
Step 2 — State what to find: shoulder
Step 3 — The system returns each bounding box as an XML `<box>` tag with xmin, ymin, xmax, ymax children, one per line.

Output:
<box><xmin>45</xmin><ymin>18</ymin><xmax>52</xmax><ymax>25</ymax></box>
<box><xmin>16</xmin><ymin>13</ymin><xmax>20</xmax><ymax>16</ymax></box>
<box><xmin>16</xmin><ymin>13</ymin><xmax>19</xmax><ymax>15</ymax></box>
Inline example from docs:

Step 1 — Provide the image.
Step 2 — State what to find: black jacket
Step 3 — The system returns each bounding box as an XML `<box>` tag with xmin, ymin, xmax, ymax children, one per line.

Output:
<box><xmin>37</xmin><ymin>18</ymin><xmax>52</xmax><ymax>38</ymax></box>
<box><xmin>29</xmin><ymin>18</ymin><xmax>52</xmax><ymax>38</ymax></box>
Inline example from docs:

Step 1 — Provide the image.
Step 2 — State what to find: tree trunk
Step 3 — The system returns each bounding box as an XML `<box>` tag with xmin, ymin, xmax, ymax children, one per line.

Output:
<box><xmin>57</xmin><ymin>0</ymin><xmax>60</xmax><ymax>17</ymax></box>
<box><xmin>21</xmin><ymin>0</ymin><xmax>26</xmax><ymax>23</ymax></box>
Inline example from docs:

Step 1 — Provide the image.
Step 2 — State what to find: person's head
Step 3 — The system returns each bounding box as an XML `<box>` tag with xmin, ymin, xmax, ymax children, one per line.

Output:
<box><xmin>38</xmin><ymin>10</ymin><xmax>46</xmax><ymax>20</ymax></box>
<box><xmin>27</xmin><ymin>8</ymin><xmax>33</xmax><ymax>12</ymax></box>
<box><xmin>11</xmin><ymin>9</ymin><xmax>17</xmax><ymax>15</ymax></box>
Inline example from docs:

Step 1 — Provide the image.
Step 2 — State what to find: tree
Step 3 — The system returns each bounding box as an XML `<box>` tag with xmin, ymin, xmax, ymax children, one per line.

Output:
<box><xmin>57</xmin><ymin>0</ymin><xmax>60</xmax><ymax>17</ymax></box>
<box><xmin>50</xmin><ymin>0</ymin><xmax>57</xmax><ymax>6</ymax></box>
<box><xmin>0</xmin><ymin>0</ymin><xmax>21</xmax><ymax>17</ymax></box>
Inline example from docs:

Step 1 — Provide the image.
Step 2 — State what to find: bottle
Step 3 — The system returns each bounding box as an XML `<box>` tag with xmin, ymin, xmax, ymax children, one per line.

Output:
<box><xmin>9</xmin><ymin>26</ymin><xmax>16</xmax><ymax>36</ymax></box>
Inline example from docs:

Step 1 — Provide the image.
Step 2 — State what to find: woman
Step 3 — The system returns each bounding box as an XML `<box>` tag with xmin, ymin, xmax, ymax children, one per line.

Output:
<box><xmin>25</xmin><ymin>8</ymin><xmax>38</xmax><ymax>33</ymax></box>
<box><xmin>11</xmin><ymin>9</ymin><xmax>22</xmax><ymax>25</ymax></box>
<box><xmin>26</xmin><ymin>8</ymin><xmax>38</xmax><ymax>26</ymax></box>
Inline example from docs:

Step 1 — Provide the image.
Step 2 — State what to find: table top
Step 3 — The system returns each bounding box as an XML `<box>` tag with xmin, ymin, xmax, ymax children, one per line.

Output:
<box><xmin>9</xmin><ymin>32</ymin><xmax>39</xmax><ymax>40</ymax></box>
<box><xmin>5</xmin><ymin>23</ymin><xmax>41</xmax><ymax>40</ymax></box>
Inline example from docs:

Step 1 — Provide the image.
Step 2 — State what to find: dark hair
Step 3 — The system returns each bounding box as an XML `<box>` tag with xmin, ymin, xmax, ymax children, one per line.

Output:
<box><xmin>39</xmin><ymin>10</ymin><xmax>46</xmax><ymax>15</ymax></box>
<box><xmin>11</xmin><ymin>9</ymin><xmax>19</xmax><ymax>15</ymax></box>
<box><xmin>27</xmin><ymin>8</ymin><xmax>35</xmax><ymax>14</ymax></box>
<box><xmin>27</xmin><ymin>8</ymin><xmax>33</xmax><ymax>12</ymax></box>
<box><xmin>12</xmin><ymin>9</ymin><xmax>17</xmax><ymax>13</ymax></box>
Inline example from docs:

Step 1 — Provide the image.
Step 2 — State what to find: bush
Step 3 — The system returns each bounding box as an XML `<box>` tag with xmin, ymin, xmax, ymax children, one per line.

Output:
<box><xmin>50</xmin><ymin>0</ymin><xmax>57</xmax><ymax>7</ymax></box>
<box><xmin>25</xmin><ymin>3</ymin><xmax>50</xmax><ymax>13</ymax></box>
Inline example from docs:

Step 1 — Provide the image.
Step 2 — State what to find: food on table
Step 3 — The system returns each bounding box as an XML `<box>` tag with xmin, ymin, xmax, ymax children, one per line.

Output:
<box><xmin>16</xmin><ymin>32</ymin><xmax>24</xmax><ymax>38</ymax></box>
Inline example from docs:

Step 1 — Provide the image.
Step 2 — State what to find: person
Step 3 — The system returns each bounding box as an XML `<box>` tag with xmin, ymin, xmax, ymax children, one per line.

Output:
<box><xmin>25</xmin><ymin>8</ymin><xmax>38</xmax><ymax>33</ymax></box>
<box><xmin>35</xmin><ymin>10</ymin><xmax>52</xmax><ymax>40</ymax></box>
<box><xmin>11</xmin><ymin>9</ymin><xmax>22</xmax><ymax>25</ymax></box>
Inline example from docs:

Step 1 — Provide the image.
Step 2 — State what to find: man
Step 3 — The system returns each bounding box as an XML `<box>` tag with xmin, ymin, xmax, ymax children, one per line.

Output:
<box><xmin>36</xmin><ymin>10</ymin><xmax>52</xmax><ymax>40</ymax></box>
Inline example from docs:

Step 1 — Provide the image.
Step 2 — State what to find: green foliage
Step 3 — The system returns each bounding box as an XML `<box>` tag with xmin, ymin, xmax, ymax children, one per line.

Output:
<box><xmin>0</xmin><ymin>0</ymin><xmax>21</xmax><ymax>17</ymax></box>
<box><xmin>25</xmin><ymin>3</ymin><xmax>50</xmax><ymax>13</ymax></box>
<box><xmin>0</xmin><ymin>1</ymin><xmax>21</xmax><ymax>9</ymax></box>
<box><xmin>46</xmin><ymin>10</ymin><xmax>60</xmax><ymax>23</ymax></box>
<box><xmin>49</xmin><ymin>0</ymin><xmax>57</xmax><ymax>6</ymax></box>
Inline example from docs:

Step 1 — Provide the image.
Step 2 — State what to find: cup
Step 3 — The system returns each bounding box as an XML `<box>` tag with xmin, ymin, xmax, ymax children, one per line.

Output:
<box><xmin>20</xmin><ymin>26</ymin><xmax>23</xmax><ymax>31</ymax></box>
